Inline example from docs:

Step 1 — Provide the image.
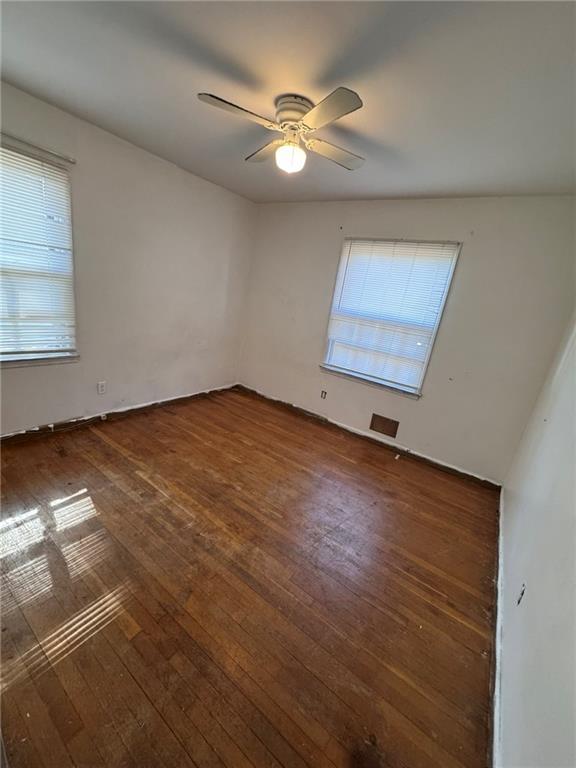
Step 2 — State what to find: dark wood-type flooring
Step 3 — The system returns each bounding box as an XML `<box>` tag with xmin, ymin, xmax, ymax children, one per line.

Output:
<box><xmin>1</xmin><ymin>388</ymin><xmax>499</xmax><ymax>768</ymax></box>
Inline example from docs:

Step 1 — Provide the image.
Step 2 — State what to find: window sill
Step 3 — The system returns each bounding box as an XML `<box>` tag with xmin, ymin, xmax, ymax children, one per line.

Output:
<box><xmin>1</xmin><ymin>353</ymin><xmax>80</xmax><ymax>369</ymax></box>
<box><xmin>319</xmin><ymin>364</ymin><xmax>422</xmax><ymax>399</ymax></box>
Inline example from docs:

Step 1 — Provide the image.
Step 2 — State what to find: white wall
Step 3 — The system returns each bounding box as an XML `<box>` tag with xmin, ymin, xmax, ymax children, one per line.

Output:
<box><xmin>2</xmin><ymin>85</ymin><xmax>574</xmax><ymax>487</ymax></box>
<box><xmin>496</xmin><ymin>315</ymin><xmax>575</xmax><ymax>767</ymax></box>
<box><xmin>239</xmin><ymin>199</ymin><xmax>574</xmax><ymax>482</ymax></box>
<box><xmin>0</xmin><ymin>83</ymin><xmax>255</xmax><ymax>435</ymax></box>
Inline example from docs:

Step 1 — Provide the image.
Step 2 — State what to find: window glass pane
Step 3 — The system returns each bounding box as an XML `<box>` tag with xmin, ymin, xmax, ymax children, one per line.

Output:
<box><xmin>325</xmin><ymin>239</ymin><xmax>459</xmax><ymax>394</ymax></box>
<box><xmin>0</xmin><ymin>147</ymin><xmax>76</xmax><ymax>360</ymax></box>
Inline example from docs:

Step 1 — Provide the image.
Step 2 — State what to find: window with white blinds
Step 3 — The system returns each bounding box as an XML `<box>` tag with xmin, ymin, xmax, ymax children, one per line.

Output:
<box><xmin>323</xmin><ymin>238</ymin><xmax>460</xmax><ymax>395</ymax></box>
<box><xmin>1</xmin><ymin>145</ymin><xmax>76</xmax><ymax>362</ymax></box>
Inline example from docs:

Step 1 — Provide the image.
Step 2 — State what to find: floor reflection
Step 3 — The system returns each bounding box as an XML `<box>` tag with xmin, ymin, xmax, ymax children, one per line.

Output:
<box><xmin>1</xmin><ymin>488</ymin><xmax>125</xmax><ymax>688</ymax></box>
<box><xmin>1</xmin><ymin>578</ymin><xmax>18</xmax><ymax>615</ymax></box>
<box><xmin>1</xmin><ymin>489</ymin><xmax>101</xmax><ymax>563</ymax></box>
<box><xmin>0</xmin><ymin>508</ymin><xmax>44</xmax><ymax>558</ymax></box>
<box><xmin>1</xmin><ymin>581</ymin><xmax>133</xmax><ymax>693</ymax></box>
<box><xmin>62</xmin><ymin>529</ymin><xmax>113</xmax><ymax>579</ymax></box>
<box><xmin>49</xmin><ymin>488</ymin><xmax>90</xmax><ymax>508</ymax></box>
<box><xmin>50</xmin><ymin>489</ymin><xmax>98</xmax><ymax>532</ymax></box>
<box><xmin>3</xmin><ymin>554</ymin><xmax>53</xmax><ymax>610</ymax></box>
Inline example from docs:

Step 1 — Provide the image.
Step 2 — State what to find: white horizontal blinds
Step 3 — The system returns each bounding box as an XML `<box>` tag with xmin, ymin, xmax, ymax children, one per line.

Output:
<box><xmin>1</xmin><ymin>146</ymin><xmax>76</xmax><ymax>359</ymax></box>
<box><xmin>325</xmin><ymin>239</ymin><xmax>458</xmax><ymax>393</ymax></box>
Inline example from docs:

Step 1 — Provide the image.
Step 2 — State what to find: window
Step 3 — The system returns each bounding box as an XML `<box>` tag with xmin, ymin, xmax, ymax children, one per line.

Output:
<box><xmin>1</xmin><ymin>145</ymin><xmax>76</xmax><ymax>362</ymax></box>
<box><xmin>323</xmin><ymin>238</ymin><xmax>460</xmax><ymax>395</ymax></box>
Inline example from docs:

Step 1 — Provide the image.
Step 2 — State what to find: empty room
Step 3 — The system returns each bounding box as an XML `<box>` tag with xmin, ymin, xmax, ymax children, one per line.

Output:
<box><xmin>0</xmin><ymin>2</ymin><xmax>574</xmax><ymax>767</ymax></box>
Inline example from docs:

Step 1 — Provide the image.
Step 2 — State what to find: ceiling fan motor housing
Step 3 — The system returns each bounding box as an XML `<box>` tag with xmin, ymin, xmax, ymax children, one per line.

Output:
<box><xmin>274</xmin><ymin>94</ymin><xmax>314</xmax><ymax>128</ymax></box>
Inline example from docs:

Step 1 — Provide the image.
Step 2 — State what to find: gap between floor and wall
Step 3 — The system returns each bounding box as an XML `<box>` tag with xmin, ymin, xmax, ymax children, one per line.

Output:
<box><xmin>492</xmin><ymin>496</ymin><xmax>505</xmax><ymax>768</ymax></box>
<box><xmin>0</xmin><ymin>380</ymin><xmax>501</xmax><ymax>491</ymax></box>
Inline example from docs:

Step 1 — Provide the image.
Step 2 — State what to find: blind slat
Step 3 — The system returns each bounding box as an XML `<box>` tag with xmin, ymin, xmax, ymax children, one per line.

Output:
<box><xmin>324</xmin><ymin>239</ymin><xmax>459</xmax><ymax>394</ymax></box>
<box><xmin>1</xmin><ymin>146</ymin><xmax>77</xmax><ymax>358</ymax></box>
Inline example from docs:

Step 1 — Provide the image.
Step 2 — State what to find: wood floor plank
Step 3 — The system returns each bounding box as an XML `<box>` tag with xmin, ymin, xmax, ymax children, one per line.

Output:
<box><xmin>1</xmin><ymin>388</ymin><xmax>499</xmax><ymax>767</ymax></box>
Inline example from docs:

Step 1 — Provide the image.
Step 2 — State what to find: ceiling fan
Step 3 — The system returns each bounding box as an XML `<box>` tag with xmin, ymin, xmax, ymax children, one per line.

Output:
<box><xmin>198</xmin><ymin>87</ymin><xmax>364</xmax><ymax>174</ymax></box>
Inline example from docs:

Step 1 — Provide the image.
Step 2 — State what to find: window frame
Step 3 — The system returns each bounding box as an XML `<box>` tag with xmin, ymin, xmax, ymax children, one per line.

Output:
<box><xmin>320</xmin><ymin>236</ymin><xmax>461</xmax><ymax>397</ymax></box>
<box><xmin>0</xmin><ymin>141</ymin><xmax>79</xmax><ymax>368</ymax></box>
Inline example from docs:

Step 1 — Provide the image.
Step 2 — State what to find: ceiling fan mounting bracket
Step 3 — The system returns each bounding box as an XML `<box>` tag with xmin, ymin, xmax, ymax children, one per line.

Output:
<box><xmin>274</xmin><ymin>94</ymin><xmax>314</xmax><ymax>129</ymax></box>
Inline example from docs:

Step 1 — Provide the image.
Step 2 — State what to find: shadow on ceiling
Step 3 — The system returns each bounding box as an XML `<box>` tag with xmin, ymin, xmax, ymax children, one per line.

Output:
<box><xmin>88</xmin><ymin>2</ymin><xmax>262</xmax><ymax>89</ymax></box>
<box><xmin>316</xmin><ymin>2</ymin><xmax>464</xmax><ymax>89</ymax></box>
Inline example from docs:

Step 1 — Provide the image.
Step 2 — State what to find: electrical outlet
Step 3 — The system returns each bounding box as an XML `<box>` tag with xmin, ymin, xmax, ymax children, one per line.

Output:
<box><xmin>97</xmin><ymin>380</ymin><xmax>107</xmax><ymax>395</ymax></box>
<box><xmin>320</xmin><ymin>390</ymin><xmax>327</xmax><ymax>399</ymax></box>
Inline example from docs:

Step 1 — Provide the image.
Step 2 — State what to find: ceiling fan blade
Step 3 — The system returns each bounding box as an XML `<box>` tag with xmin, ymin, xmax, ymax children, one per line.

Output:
<box><xmin>301</xmin><ymin>87</ymin><xmax>363</xmax><ymax>131</ymax></box>
<box><xmin>198</xmin><ymin>93</ymin><xmax>279</xmax><ymax>130</ymax></box>
<box><xmin>306</xmin><ymin>138</ymin><xmax>365</xmax><ymax>170</ymax></box>
<box><xmin>245</xmin><ymin>140</ymin><xmax>283</xmax><ymax>162</ymax></box>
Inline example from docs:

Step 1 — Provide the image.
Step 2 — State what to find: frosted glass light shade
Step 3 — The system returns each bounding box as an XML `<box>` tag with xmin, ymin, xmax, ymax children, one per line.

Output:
<box><xmin>275</xmin><ymin>143</ymin><xmax>306</xmax><ymax>174</ymax></box>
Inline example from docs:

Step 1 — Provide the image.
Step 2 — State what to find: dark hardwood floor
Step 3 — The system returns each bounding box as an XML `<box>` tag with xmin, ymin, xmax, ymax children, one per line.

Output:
<box><xmin>0</xmin><ymin>388</ymin><xmax>499</xmax><ymax>768</ymax></box>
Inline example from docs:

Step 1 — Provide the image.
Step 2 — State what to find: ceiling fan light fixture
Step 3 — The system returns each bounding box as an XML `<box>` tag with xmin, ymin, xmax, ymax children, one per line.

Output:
<box><xmin>198</xmin><ymin>88</ymin><xmax>364</xmax><ymax>173</ymax></box>
<box><xmin>275</xmin><ymin>142</ymin><xmax>306</xmax><ymax>174</ymax></box>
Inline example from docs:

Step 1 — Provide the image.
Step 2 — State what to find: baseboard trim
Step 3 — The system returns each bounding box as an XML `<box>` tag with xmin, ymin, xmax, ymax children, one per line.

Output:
<box><xmin>0</xmin><ymin>382</ymin><xmax>239</xmax><ymax>443</ymax></box>
<box><xmin>233</xmin><ymin>384</ymin><xmax>501</xmax><ymax>490</ymax></box>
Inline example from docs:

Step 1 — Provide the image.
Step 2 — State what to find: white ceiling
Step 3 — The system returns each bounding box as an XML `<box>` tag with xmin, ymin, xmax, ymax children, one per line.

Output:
<box><xmin>2</xmin><ymin>2</ymin><xmax>574</xmax><ymax>203</ymax></box>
